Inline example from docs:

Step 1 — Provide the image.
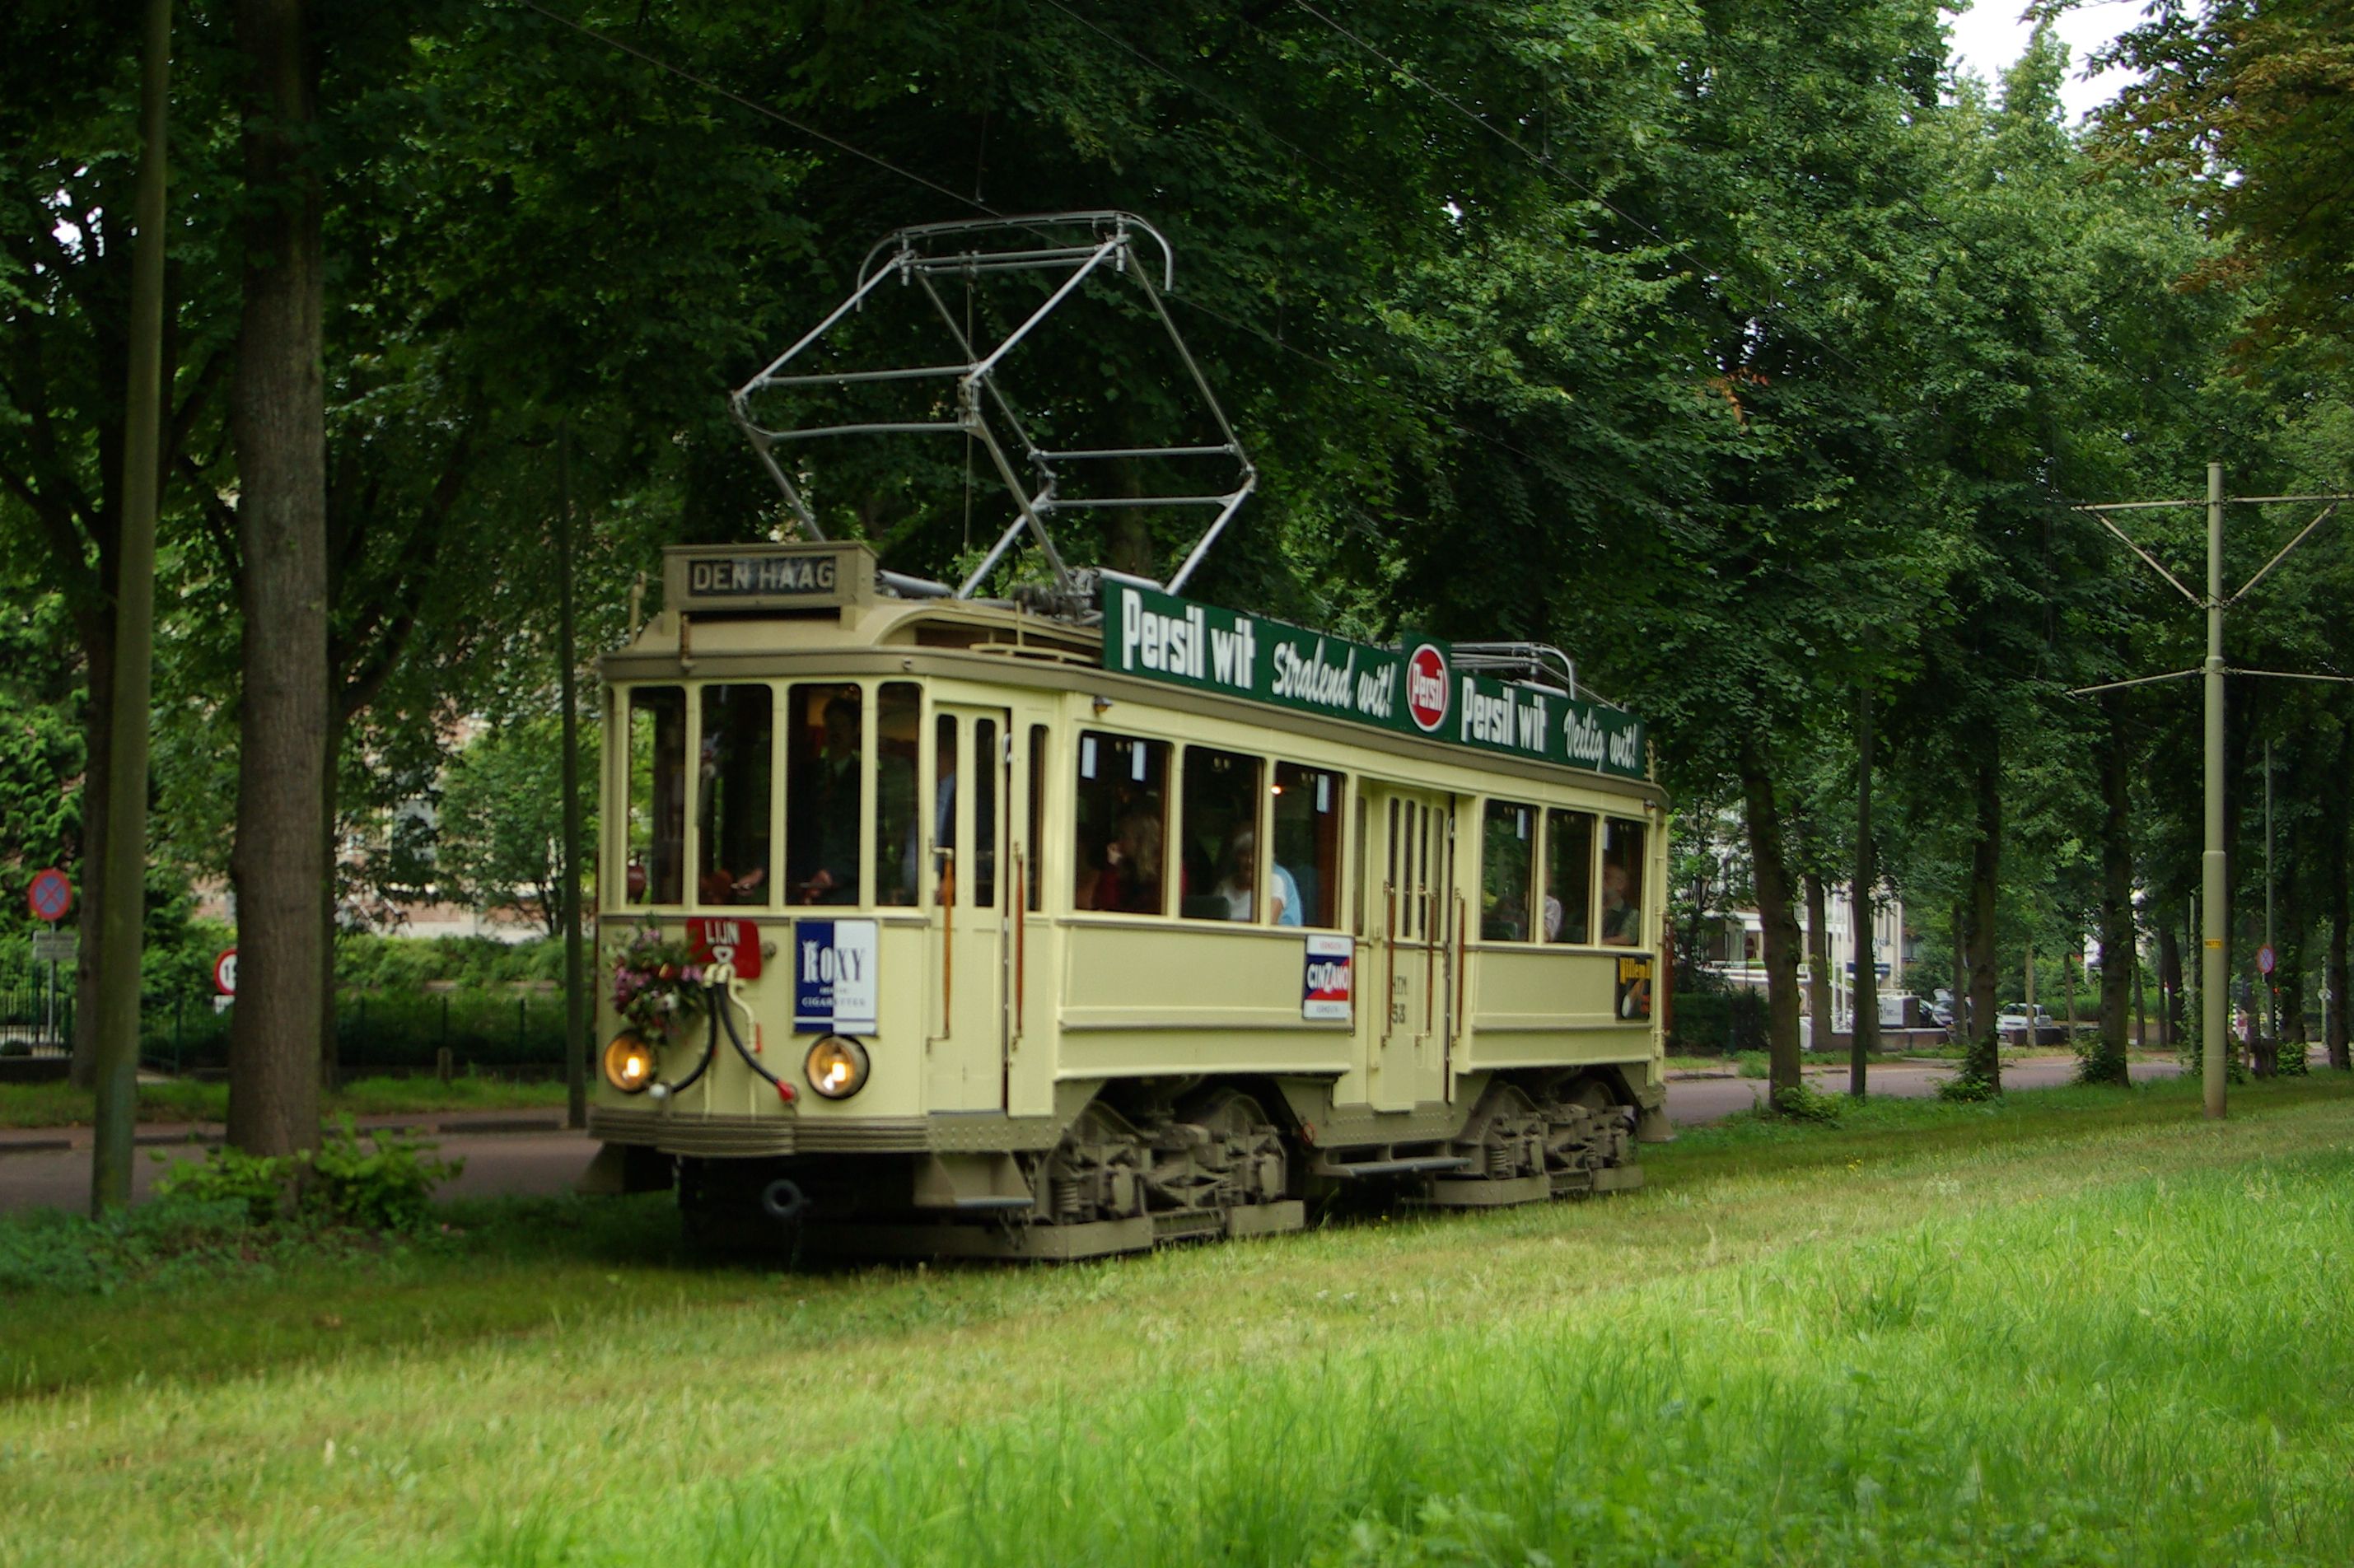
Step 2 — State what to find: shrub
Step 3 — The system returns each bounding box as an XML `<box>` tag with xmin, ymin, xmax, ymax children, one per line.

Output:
<box><xmin>153</xmin><ymin>1145</ymin><xmax>298</xmax><ymax>1225</ymax></box>
<box><xmin>301</xmin><ymin>1116</ymin><xmax>465</xmax><ymax>1231</ymax></box>
<box><xmin>1769</xmin><ymin>1080</ymin><xmax>1842</xmax><ymax>1124</ymax></box>
<box><xmin>2074</xmin><ymin>1037</ymin><xmax>2132</xmax><ymax>1087</ymax></box>
<box><xmin>1936</xmin><ymin>1070</ymin><xmax>2001</xmax><ymax>1104</ymax></box>
<box><xmin>149</xmin><ymin>1120</ymin><xmax>463</xmax><ymax>1232</ymax></box>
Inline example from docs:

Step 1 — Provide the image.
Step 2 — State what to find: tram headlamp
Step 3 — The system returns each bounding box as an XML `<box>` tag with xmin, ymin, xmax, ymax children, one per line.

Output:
<box><xmin>601</xmin><ymin>1032</ymin><xmax>656</xmax><ymax>1094</ymax></box>
<box><xmin>804</xmin><ymin>1035</ymin><xmax>871</xmax><ymax>1100</ymax></box>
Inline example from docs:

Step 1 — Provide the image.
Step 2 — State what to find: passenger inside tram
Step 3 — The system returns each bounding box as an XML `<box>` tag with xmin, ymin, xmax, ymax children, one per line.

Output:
<box><xmin>696</xmin><ymin>684</ymin><xmax>773</xmax><ymax>905</ymax></box>
<box><xmin>1214</xmin><ymin>831</ymin><xmax>1301</xmax><ymax>924</ymax></box>
<box><xmin>1075</xmin><ymin>732</ymin><xmax>1168</xmax><ymax>914</ymax></box>
<box><xmin>788</xmin><ymin>689</ymin><xmax>863</xmax><ymax>903</ymax></box>
<box><xmin>1083</xmin><ymin>803</ymin><xmax>1164</xmax><ymax>912</ymax></box>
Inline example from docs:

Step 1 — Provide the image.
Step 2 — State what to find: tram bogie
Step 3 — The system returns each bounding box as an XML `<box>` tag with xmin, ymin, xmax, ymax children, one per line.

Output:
<box><xmin>586</xmin><ymin>541</ymin><xmax>1669</xmax><ymax>1258</ymax></box>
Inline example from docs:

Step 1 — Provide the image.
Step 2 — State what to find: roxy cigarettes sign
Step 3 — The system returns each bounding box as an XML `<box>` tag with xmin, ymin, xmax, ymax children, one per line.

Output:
<box><xmin>1102</xmin><ymin>582</ymin><xmax>1646</xmax><ymax>781</ymax></box>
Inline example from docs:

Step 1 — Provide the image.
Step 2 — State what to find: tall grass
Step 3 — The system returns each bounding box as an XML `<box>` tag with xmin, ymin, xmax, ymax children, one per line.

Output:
<box><xmin>2</xmin><ymin>1077</ymin><xmax>2352</xmax><ymax>1566</ymax></box>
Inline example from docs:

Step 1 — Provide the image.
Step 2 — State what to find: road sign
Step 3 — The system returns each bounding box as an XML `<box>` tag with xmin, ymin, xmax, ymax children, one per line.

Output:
<box><xmin>213</xmin><ymin>948</ymin><xmax>238</xmax><ymax>997</ymax></box>
<box><xmin>30</xmin><ymin>930</ymin><xmax>77</xmax><ymax>964</ymax></box>
<box><xmin>2257</xmin><ymin>944</ymin><xmax>2277</xmax><ymax>977</ymax></box>
<box><xmin>26</xmin><ymin>867</ymin><xmax>71</xmax><ymax>923</ymax></box>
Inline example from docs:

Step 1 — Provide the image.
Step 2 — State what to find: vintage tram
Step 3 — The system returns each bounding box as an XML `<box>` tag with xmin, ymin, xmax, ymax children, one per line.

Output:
<box><xmin>580</xmin><ymin>212</ymin><xmax>1670</xmax><ymax>1257</ymax></box>
<box><xmin>584</xmin><ymin>542</ymin><xmax>1670</xmax><ymax>1256</ymax></box>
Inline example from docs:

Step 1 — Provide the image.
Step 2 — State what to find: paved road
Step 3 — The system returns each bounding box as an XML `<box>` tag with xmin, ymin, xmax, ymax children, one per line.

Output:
<box><xmin>0</xmin><ymin>1056</ymin><xmax>2188</xmax><ymax>1214</ymax></box>
<box><xmin>1664</xmin><ymin>1054</ymin><xmax>2184</xmax><ymax>1124</ymax></box>
<box><xmin>0</xmin><ymin>1120</ymin><xmax>601</xmax><ymax>1216</ymax></box>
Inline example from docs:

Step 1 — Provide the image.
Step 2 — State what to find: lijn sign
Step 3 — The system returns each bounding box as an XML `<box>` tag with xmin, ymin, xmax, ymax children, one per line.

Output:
<box><xmin>1101</xmin><ymin>582</ymin><xmax>1646</xmax><ymax>780</ymax></box>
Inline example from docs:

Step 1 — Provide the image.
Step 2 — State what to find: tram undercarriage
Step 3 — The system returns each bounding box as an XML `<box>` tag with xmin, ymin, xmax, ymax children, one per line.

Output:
<box><xmin>644</xmin><ymin>1067</ymin><xmax>1659</xmax><ymax>1261</ymax></box>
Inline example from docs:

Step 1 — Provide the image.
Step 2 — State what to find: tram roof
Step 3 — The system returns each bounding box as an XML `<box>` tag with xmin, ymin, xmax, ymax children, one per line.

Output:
<box><xmin>606</xmin><ymin>542</ymin><xmax>1657</xmax><ymax>800</ymax></box>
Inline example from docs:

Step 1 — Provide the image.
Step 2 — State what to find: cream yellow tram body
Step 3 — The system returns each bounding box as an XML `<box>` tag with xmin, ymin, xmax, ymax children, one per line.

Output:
<box><xmin>586</xmin><ymin>542</ymin><xmax>1670</xmax><ymax>1257</ymax></box>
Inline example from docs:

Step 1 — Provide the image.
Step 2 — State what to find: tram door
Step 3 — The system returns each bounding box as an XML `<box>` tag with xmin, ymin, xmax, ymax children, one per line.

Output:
<box><xmin>1361</xmin><ymin>786</ymin><xmax>1455</xmax><ymax>1112</ymax></box>
<box><xmin>927</xmin><ymin>706</ymin><xmax>1012</xmax><ymax>1112</ymax></box>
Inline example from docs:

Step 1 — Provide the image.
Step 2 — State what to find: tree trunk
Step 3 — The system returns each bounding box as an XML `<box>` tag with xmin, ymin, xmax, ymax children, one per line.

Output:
<box><xmin>1851</xmin><ymin>686</ymin><xmax>1878</xmax><ymax>1094</ymax></box>
<box><xmin>68</xmin><ymin>628</ymin><xmax>115</xmax><ymax>1090</ymax></box>
<box><xmin>1963</xmin><ymin>740</ymin><xmax>2003</xmax><ymax>1088</ymax></box>
<box><xmin>319</xmin><ymin>701</ymin><xmax>343</xmax><ymax>1090</ymax></box>
<box><xmin>225</xmin><ymin>0</ymin><xmax>326</xmax><ymax>1158</ymax></box>
<box><xmin>1951</xmin><ymin>897</ymin><xmax>1968</xmax><ymax>1043</ymax></box>
<box><xmin>1805</xmin><ymin>870</ymin><xmax>1832</xmax><ymax>1061</ymax></box>
<box><xmin>2329</xmin><ymin>724</ymin><xmax>2351</xmax><ymax>1071</ymax></box>
<box><xmin>2159</xmin><ymin>919</ymin><xmax>2184</xmax><ymax>1048</ymax></box>
<box><xmin>1738</xmin><ymin>743</ymin><xmax>1805</xmax><ymax>1099</ymax></box>
<box><xmin>2088</xmin><ymin>694</ymin><xmax>2134</xmax><ymax>1084</ymax></box>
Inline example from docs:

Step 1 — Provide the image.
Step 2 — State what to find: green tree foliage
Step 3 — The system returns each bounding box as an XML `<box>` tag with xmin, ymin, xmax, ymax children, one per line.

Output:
<box><xmin>432</xmin><ymin>716</ymin><xmax>596</xmax><ymax>938</ymax></box>
<box><xmin>2097</xmin><ymin>0</ymin><xmax>2354</xmax><ymax>355</ymax></box>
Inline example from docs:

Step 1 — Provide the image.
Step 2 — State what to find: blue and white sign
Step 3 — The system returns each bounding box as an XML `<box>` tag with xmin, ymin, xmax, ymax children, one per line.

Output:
<box><xmin>1301</xmin><ymin>932</ymin><xmax>1354</xmax><ymax>1022</ymax></box>
<box><xmin>793</xmin><ymin>918</ymin><xmax>879</xmax><ymax>1034</ymax></box>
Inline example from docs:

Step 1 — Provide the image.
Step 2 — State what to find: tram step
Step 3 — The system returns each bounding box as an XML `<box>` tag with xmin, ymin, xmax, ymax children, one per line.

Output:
<box><xmin>1224</xmin><ymin>1199</ymin><xmax>1305</xmax><ymax>1239</ymax></box>
<box><xmin>1425</xmin><ymin>1173</ymin><xmax>1551</xmax><ymax>1208</ymax></box>
<box><xmin>1317</xmin><ymin>1155</ymin><xmax>1474</xmax><ymax>1179</ymax></box>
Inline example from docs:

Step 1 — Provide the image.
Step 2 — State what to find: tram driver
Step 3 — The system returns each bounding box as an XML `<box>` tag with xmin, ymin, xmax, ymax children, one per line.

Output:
<box><xmin>791</xmin><ymin>693</ymin><xmax>863</xmax><ymax>903</ymax></box>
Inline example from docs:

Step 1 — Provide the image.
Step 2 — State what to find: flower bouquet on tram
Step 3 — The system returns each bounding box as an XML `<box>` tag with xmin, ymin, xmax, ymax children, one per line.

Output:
<box><xmin>611</xmin><ymin>927</ymin><xmax>710</xmax><ymax>1042</ymax></box>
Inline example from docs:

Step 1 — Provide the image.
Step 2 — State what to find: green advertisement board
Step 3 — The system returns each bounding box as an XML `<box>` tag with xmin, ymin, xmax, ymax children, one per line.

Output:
<box><xmin>1100</xmin><ymin>581</ymin><xmax>1646</xmax><ymax>781</ymax></box>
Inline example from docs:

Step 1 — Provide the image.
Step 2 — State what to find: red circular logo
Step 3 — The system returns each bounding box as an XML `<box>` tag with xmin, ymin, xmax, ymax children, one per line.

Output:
<box><xmin>1405</xmin><ymin>644</ymin><xmax>1450</xmax><ymax>733</ymax></box>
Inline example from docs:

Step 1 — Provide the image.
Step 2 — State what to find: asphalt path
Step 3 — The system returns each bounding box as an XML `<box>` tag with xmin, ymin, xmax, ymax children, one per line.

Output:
<box><xmin>0</xmin><ymin>1055</ymin><xmax>2187</xmax><ymax>1214</ymax></box>
<box><xmin>1663</xmin><ymin>1053</ymin><xmax>2183</xmax><ymax>1125</ymax></box>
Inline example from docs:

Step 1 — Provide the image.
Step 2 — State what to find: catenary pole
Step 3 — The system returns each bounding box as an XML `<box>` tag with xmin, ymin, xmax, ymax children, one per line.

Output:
<box><xmin>92</xmin><ymin>0</ymin><xmax>174</xmax><ymax>1212</ymax></box>
<box><xmin>558</xmin><ymin>421</ymin><xmax>588</xmax><ymax>1130</ymax></box>
<box><xmin>2201</xmin><ymin>461</ymin><xmax>2227</xmax><ymax>1118</ymax></box>
<box><xmin>2077</xmin><ymin>469</ymin><xmax>2354</xmax><ymax>1118</ymax></box>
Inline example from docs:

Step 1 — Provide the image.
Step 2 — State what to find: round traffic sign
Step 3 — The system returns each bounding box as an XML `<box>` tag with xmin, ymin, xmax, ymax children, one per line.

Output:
<box><xmin>213</xmin><ymin>948</ymin><xmax>238</xmax><ymax>997</ymax></box>
<box><xmin>26</xmin><ymin>867</ymin><xmax>72</xmax><ymax>923</ymax></box>
<box><xmin>2257</xmin><ymin>943</ymin><xmax>2277</xmax><ymax>977</ymax></box>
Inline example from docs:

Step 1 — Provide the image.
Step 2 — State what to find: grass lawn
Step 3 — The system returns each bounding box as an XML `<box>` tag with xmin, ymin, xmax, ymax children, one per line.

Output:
<box><xmin>3</xmin><ymin>1076</ymin><xmax>2353</xmax><ymax>1565</ymax></box>
<box><xmin>0</xmin><ymin>1074</ymin><xmax>569</xmax><ymax>1129</ymax></box>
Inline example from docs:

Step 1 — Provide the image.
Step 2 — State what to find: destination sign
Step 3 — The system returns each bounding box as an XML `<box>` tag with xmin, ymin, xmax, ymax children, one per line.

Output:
<box><xmin>665</xmin><ymin>542</ymin><xmax>876</xmax><ymax>614</ymax></box>
<box><xmin>1101</xmin><ymin>582</ymin><xmax>1645</xmax><ymax>781</ymax></box>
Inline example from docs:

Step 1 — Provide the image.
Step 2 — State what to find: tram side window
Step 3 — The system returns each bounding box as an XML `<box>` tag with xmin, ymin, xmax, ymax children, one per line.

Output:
<box><xmin>1026</xmin><ymin>726</ymin><xmax>1047</xmax><ymax>912</ymax></box>
<box><xmin>1272</xmin><ymin>763</ymin><xmax>1340</xmax><ymax>928</ymax></box>
<box><xmin>1544</xmin><ymin>809</ymin><xmax>1596</xmax><ymax>944</ymax></box>
<box><xmin>875</xmin><ymin>684</ymin><xmax>922</xmax><ymax>907</ymax></box>
<box><xmin>1481</xmin><ymin>800</ymin><xmax>1536</xmax><ymax>941</ymax></box>
<box><xmin>1179</xmin><ymin>746</ymin><xmax>1265</xmax><ymax>922</ymax></box>
<box><xmin>1600</xmin><ymin>818</ymin><xmax>1646</xmax><ymax>945</ymax></box>
<box><xmin>695</xmin><ymin>685</ymin><xmax>773</xmax><ymax>905</ymax></box>
<box><xmin>1074</xmin><ymin>732</ymin><xmax>1168</xmax><ymax>915</ymax></box>
<box><xmin>786</xmin><ymin>684</ymin><xmax>863</xmax><ymax>905</ymax></box>
<box><xmin>625</xmin><ymin>687</ymin><xmax>686</xmax><ymax>905</ymax></box>
<box><xmin>973</xmin><ymin>718</ymin><xmax>1000</xmax><ymax>907</ymax></box>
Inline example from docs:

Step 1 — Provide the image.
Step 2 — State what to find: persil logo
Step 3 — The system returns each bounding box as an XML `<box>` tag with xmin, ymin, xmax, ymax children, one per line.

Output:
<box><xmin>1405</xmin><ymin>644</ymin><xmax>1450</xmax><ymax>733</ymax></box>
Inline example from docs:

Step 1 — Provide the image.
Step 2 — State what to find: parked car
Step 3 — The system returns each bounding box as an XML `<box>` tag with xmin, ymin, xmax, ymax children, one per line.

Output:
<box><xmin>1996</xmin><ymin>1004</ymin><xmax>2060</xmax><ymax>1045</ymax></box>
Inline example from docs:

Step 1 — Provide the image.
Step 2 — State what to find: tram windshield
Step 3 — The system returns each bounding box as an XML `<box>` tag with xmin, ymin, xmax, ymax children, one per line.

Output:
<box><xmin>696</xmin><ymin>684</ymin><xmax>773</xmax><ymax>905</ymax></box>
<box><xmin>625</xmin><ymin>687</ymin><xmax>686</xmax><ymax>906</ymax></box>
<box><xmin>787</xmin><ymin>684</ymin><xmax>863</xmax><ymax>904</ymax></box>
